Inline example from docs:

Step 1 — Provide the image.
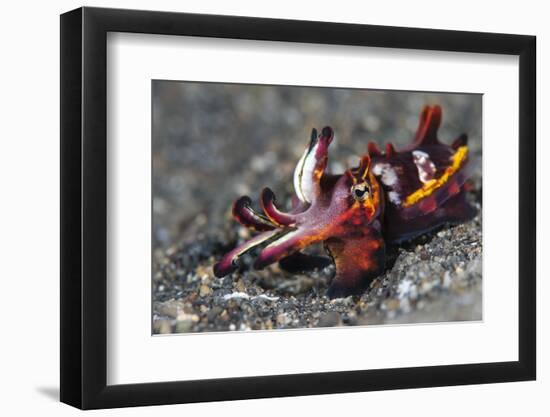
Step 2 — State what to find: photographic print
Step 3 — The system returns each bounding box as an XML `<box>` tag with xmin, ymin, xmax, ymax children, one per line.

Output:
<box><xmin>152</xmin><ymin>81</ymin><xmax>482</xmax><ymax>334</ymax></box>
<box><xmin>60</xmin><ymin>8</ymin><xmax>535</xmax><ymax>407</ymax></box>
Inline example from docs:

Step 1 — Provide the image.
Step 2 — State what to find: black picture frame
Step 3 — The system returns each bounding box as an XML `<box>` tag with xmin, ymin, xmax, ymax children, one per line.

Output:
<box><xmin>60</xmin><ymin>6</ymin><xmax>536</xmax><ymax>410</ymax></box>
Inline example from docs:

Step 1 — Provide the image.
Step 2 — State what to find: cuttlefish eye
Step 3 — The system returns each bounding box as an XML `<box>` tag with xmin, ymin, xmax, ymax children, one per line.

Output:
<box><xmin>351</xmin><ymin>182</ymin><xmax>370</xmax><ymax>201</ymax></box>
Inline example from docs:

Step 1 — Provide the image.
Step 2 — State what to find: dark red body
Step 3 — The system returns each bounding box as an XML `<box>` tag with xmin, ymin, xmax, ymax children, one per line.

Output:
<box><xmin>214</xmin><ymin>106</ymin><xmax>475</xmax><ymax>298</ymax></box>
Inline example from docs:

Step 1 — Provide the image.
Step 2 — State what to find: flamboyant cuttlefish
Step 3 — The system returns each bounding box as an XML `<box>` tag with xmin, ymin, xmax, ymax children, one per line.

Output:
<box><xmin>214</xmin><ymin>105</ymin><xmax>476</xmax><ymax>298</ymax></box>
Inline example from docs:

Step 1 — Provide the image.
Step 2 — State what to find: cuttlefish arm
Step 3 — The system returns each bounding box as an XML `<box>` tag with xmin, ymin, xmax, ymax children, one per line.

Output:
<box><xmin>214</xmin><ymin>127</ymin><xmax>335</xmax><ymax>278</ymax></box>
<box><xmin>213</xmin><ymin>229</ymin><xmax>281</xmax><ymax>277</ymax></box>
<box><xmin>232</xmin><ymin>196</ymin><xmax>277</xmax><ymax>231</ymax></box>
<box><xmin>251</xmin><ymin>127</ymin><xmax>335</xmax><ymax>269</ymax></box>
<box><xmin>293</xmin><ymin>127</ymin><xmax>334</xmax><ymax>204</ymax></box>
<box><xmin>260</xmin><ymin>188</ymin><xmax>297</xmax><ymax>227</ymax></box>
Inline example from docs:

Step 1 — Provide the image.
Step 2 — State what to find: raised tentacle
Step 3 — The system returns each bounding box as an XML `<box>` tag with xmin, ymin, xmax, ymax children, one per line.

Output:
<box><xmin>293</xmin><ymin>126</ymin><xmax>334</xmax><ymax>203</ymax></box>
<box><xmin>232</xmin><ymin>196</ymin><xmax>277</xmax><ymax>231</ymax></box>
<box><xmin>260</xmin><ymin>187</ymin><xmax>297</xmax><ymax>227</ymax></box>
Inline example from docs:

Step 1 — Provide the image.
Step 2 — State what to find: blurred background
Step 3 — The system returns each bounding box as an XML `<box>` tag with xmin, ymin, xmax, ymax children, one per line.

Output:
<box><xmin>152</xmin><ymin>81</ymin><xmax>481</xmax><ymax>251</ymax></box>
